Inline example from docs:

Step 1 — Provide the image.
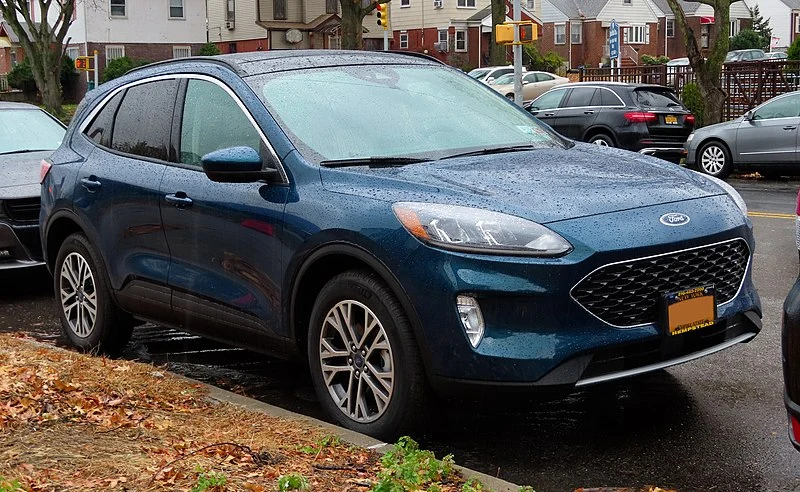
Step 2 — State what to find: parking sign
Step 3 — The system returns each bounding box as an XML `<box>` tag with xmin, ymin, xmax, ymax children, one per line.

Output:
<box><xmin>609</xmin><ymin>20</ymin><xmax>619</xmax><ymax>60</ymax></box>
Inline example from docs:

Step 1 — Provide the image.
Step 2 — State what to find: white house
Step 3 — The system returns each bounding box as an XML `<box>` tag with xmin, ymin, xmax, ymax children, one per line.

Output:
<box><xmin>744</xmin><ymin>0</ymin><xmax>799</xmax><ymax>50</ymax></box>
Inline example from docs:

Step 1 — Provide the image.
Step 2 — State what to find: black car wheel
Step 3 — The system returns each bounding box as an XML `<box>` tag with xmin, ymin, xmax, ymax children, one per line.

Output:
<box><xmin>505</xmin><ymin>93</ymin><xmax>514</xmax><ymax>99</ymax></box>
<box><xmin>54</xmin><ymin>233</ymin><xmax>134</xmax><ymax>355</ymax></box>
<box><xmin>698</xmin><ymin>141</ymin><xmax>732</xmax><ymax>178</ymax></box>
<box><xmin>588</xmin><ymin>133</ymin><xmax>615</xmax><ymax>147</ymax></box>
<box><xmin>308</xmin><ymin>270</ymin><xmax>425</xmax><ymax>440</ymax></box>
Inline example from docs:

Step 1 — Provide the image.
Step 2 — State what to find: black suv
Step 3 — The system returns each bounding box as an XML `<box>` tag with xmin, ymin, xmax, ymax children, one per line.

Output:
<box><xmin>527</xmin><ymin>82</ymin><xmax>695</xmax><ymax>163</ymax></box>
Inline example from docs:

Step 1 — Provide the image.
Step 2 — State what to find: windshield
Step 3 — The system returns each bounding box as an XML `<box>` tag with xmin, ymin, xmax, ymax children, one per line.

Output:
<box><xmin>0</xmin><ymin>108</ymin><xmax>65</xmax><ymax>155</ymax></box>
<box><xmin>248</xmin><ymin>64</ymin><xmax>564</xmax><ymax>164</ymax></box>
<box><xmin>635</xmin><ymin>89</ymin><xmax>682</xmax><ymax>108</ymax></box>
<box><xmin>493</xmin><ymin>74</ymin><xmax>515</xmax><ymax>85</ymax></box>
<box><xmin>467</xmin><ymin>68</ymin><xmax>490</xmax><ymax>80</ymax></box>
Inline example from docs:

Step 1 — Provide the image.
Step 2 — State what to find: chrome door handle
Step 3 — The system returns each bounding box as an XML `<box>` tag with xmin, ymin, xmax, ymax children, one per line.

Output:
<box><xmin>80</xmin><ymin>176</ymin><xmax>101</xmax><ymax>192</ymax></box>
<box><xmin>783</xmin><ymin>126</ymin><xmax>797</xmax><ymax>130</ymax></box>
<box><xmin>544</xmin><ymin>112</ymin><xmax>555</xmax><ymax>117</ymax></box>
<box><xmin>584</xmin><ymin>110</ymin><xmax>595</xmax><ymax>115</ymax></box>
<box><xmin>165</xmin><ymin>192</ymin><xmax>193</xmax><ymax>208</ymax></box>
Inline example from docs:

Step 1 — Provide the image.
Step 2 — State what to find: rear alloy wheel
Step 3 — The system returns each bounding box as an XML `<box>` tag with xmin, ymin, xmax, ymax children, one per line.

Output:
<box><xmin>54</xmin><ymin>233</ymin><xmax>134</xmax><ymax>355</ymax></box>
<box><xmin>698</xmin><ymin>142</ymin><xmax>732</xmax><ymax>178</ymax></box>
<box><xmin>308</xmin><ymin>271</ymin><xmax>425</xmax><ymax>440</ymax></box>
<box><xmin>588</xmin><ymin>134</ymin><xmax>614</xmax><ymax>147</ymax></box>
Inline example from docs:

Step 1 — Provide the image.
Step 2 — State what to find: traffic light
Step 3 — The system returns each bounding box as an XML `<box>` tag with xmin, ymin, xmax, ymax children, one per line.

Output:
<box><xmin>519</xmin><ymin>22</ymin><xmax>537</xmax><ymax>42</ymax></box>
<box><xmin>376</xmin><ymin>2</ymin><xmax>390</xmax><ymax>30</ymax></box>
<box><xmin>495</xmin><ymin>24</ymin><xmax>514</xmax><ymax>45</ymax></box>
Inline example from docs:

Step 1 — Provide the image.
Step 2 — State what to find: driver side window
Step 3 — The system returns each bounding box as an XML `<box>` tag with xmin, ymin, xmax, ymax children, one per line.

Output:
<box><xmin>531</xmin><ymin>89</ymin><xmax>565</xmax><ymax>110</ymax></box>
<box><xmin>753</xmin><ymin>95</ymin><xmax>800</xmax><ymax>120</ymax></box>
<box><xmin>180</xmin><ymin>79</ymin><xmax>262</xmax><ymax>166</ymax></box>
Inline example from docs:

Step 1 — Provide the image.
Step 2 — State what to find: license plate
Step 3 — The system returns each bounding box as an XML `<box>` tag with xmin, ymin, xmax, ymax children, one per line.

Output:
<box><xmin>665</xmin><ymin>115</ymin><xmax>678</xmax><ymax>125</ymax></box>
<box><xmin>662</xmin><ymin>286</ymin><xmax>716</xmax><ymax>336</ymax></box>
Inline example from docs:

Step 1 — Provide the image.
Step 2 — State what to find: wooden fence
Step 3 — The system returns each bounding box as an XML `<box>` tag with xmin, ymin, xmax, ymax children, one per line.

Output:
<box><xmin>579</xmin><ymin>60</ymin><xmax>800</xmax><ymax>121</ymax></box>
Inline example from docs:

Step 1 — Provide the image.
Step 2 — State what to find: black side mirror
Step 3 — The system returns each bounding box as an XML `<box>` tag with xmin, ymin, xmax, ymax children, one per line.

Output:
<box><xmin>201</xmin><ymin>146</ymin><xmax>277</xmax><ymax>183</ymax></box>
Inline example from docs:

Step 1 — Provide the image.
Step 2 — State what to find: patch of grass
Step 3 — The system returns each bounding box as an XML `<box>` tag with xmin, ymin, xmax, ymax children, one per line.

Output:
<box><xmin>190</xmin><ymin>467</ymin><xmax>227</xmax><ymax>492</ymax></box>
<box><xmin>372</xmin><ymin>436</ymin><xmax>458</xmax><ymax>492</ymax></box>
<box><xmin>0</xmin><ymin>477</ymin><xmax>23</xmax><ymax>492</ymax></box>
<box><xmin>277</xmin><ymin>473</ymin><xmax>309</xmax><ymax>491</ymax></box>
<box><xmin>297</xmin><ymin>433</ymin><xmax>342</xmax><ymax>454</ymax></box>
<box><xmin>39</xmin><ymin>103</ymin><xmax>78</xmax><ymax>124</ymax></box>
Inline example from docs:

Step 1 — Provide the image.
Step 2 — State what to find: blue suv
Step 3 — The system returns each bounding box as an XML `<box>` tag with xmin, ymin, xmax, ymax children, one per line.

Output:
<box><xmin>41</xmin><ymin>51</ymin><xmax>761</xmax><ymax>438</ymax></box>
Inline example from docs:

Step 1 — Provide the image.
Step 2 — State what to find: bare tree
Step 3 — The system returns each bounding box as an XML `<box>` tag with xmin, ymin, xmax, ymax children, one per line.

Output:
<box><xmin>340</xmin><ymin>0</ymin><xmax>390</xmax><ymax>50</ymax></box>
<box><xmin>666</xmin><ymin>0</ymin><xmax>736</xmax><ymax>124</ymax></box>
<box><xmin>0</xmin><ymin>0</ymin><xmax>76</xmax><ymax>116</ymax></box>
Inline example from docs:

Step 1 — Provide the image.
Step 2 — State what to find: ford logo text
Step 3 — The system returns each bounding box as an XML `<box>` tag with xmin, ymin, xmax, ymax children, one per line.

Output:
<box><xmin>660</xmin><ymin>213</ymin><xmax>690</xmax><ymax>226</ymax></box>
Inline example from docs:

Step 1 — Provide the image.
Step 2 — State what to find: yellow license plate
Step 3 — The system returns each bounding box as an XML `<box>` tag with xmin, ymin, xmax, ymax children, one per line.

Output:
<box><xmin>664</xmin><ymin>286</ymin><xmax>716</xmax><ymax>336</ymax></box>
<box><xmin>665</xmin><ymin>115</ymin><xmax>678</xmax><ymax>124</ymax></box>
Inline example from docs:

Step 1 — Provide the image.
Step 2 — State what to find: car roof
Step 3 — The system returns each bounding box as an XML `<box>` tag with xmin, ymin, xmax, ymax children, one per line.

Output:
<box><xmin>558</xmin><ymin>81</ymin><xmax>670</xmax><ymax>90</ymax></box>
<box><xmin>0</xmin><ymin>102</ymin><xmax>42</xmax><ymax>110</ymax></box>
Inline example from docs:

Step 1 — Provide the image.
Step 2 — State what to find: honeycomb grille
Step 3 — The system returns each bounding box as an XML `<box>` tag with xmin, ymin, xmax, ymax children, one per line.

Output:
<box><xmin>571</xmin><ymin>239</ymin><xmax>749</xmax><ymax>327</ymax></box>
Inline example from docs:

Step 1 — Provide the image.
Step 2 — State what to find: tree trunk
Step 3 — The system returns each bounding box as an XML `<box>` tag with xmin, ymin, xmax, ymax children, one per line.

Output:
<box><xmin>698</xmin><ymin>72</ymin><xmax>726</xmax><ymax>125</ymax></box>
<box><xmin>489</xmin><ymin>0</ymin><xmax>506</xmax><ymax>65</ymax></box>
<box><xmin>41</xmin><ymin>63</ymin><xmax>63</xmax><ymax>116</ymax></box>
<box><xmin>340</xmin><ymin>0</ymin><xmax>364</xmax><ymax>50</ymax></box>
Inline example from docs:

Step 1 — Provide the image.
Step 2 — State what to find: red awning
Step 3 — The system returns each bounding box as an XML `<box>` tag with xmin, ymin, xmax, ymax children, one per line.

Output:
<box><xmin>700</xmin><ymin>16</ymin><xmax>715</xmax><ymax>24</ymax></box>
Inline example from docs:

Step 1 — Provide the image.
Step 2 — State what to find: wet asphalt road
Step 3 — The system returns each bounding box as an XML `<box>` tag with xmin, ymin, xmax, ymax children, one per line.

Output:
<box><xmin>1</xmin><ymin>178</ymin><xmax>799</xmax><ymax>491</ymax></box>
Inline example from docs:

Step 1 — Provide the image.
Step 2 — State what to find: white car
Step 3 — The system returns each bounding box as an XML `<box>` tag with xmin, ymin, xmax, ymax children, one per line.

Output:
<box><xmin>490</xmin><ymin>71</ymin><xmax>570</xmax><ymax>102</ymax></box>
<box><xmin>468</xmin><ymin>66</ymin><xmax>525</xmax><ymax>85</ymax></box>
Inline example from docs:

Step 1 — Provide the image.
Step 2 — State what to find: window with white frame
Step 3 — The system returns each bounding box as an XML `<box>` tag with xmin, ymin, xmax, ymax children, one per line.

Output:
<box><xmin>457</xmin><ymin>0</ymin><xmax>475</xmax><ymax>7</ymax></box>
<box><xmin>555</xmin><ymin>23</ymin><xmax>566</xmax><ymax>44</ymax></box>
<box><xmin>400</xmin><ymin>0</ymin><xmax>410</xmax><ymax>6</ymax></box>
<box><xmin>701</xmin><ymin>24</ymin><xmax>709</xmax><ymax>48</ymax></box>
<box><xmin>110</xmin><ymin>0</ymin><xmax>125</xmax><ymax>17</ymax></box>
<box><xmin>526</xmin><ymin>0</ymin><xmax>535</xmax><ymax>8</ymax></box>
<box><xmin>65</xmin><ymin>47</ymin><xmax>80</xmax><ymax>62</ymax></box>
<box><xmin>795</xmin><ymin>14</ymin><xmax>800</xmax><ymax>33</ymax></box>
<box><xmin>173</xmin><ymin>46</ymin><xmax>191</xmax><ymax>58</ymax></box>
<box><xmin>438</xmin><ymin>29</ymin><xmax>449</xmax><ymax>49</ymax></box>
<box><xmin>400</xmin><ymin>32</ymin><xmax>408</xmax><ymax>48</ymax></box>
<box><xmin>730</xmin><ymin>19</ymin><xmax>739</xmax><ymax>37</ymax></box>
<box><xmin>169</xmin><ymin>0</ymin><xmax>184</xmax><ymax>18</ymax></box>
<box><xmin>455</xmin><ymin>29</ymin><xmax>467</xmax><ymax>51</ymax></box>
<box><xmin>624</xmin><ymin>25</ymin><xmax>648</xmax><ymax>44</ymax></box>
<box><xmin>105</xmin><ymin>45</ymin><xmax>125</xmax><ymax>66</ymax></box>
<box><xmin>666</xmin><ymin>18</ymin><xmax>674</xmax><ymax>38</ymax></box>
<box><xmin>570</xmin><ymin>21</ymin><xmax>581</xmax><ymax>44</ymax></box>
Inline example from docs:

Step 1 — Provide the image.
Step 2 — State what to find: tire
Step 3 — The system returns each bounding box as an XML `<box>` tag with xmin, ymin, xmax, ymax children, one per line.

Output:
<box><xmin>587</xmin><ymin>133</ymin><xmax>615</xmax><ymax>147</ymax></box>
<box><xmin>54</xmin><ymin>233</ymin><xmax>134</xmax><ymax>355</ymax></box>
<box><xmin>697</xmin><ymin>141</ymin><xmax>732</xmax><ymax>178</ymax></box>
<box><xmin>307</xmin><ymin>270</ymin><xmax>426</xmax><ymax>440</ymax></box>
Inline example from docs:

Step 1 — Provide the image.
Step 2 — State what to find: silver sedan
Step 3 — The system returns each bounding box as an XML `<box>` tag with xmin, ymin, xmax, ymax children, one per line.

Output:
<box><xmin>685</xmin><ymin>91</ymin><xmax>800</xmax><ymax>178</ymax></box>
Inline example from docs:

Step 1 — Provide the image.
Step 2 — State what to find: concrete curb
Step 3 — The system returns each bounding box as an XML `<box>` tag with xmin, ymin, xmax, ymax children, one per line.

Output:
<box><xmin>202</xmin><ymin>381</ymin><xmax>521</xmax><ymax>492</ymax></box>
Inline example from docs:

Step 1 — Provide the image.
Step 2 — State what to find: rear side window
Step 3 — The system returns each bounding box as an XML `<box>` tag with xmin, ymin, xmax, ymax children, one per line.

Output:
<box><xmin>535</xmin><ymin>73</ymin><xmax>554</xmax><ymax>82</ymax></box>
<box><xmin>597</xmin><ymin>89</ymin><xmax>623</xmax><ymax>106</ymax></box>
<box><xmin>635</xmin><ymin>89</ymin><xmax>681</xmax><ymax>108</ymax></box>
<box><xmin>111</xmin><ymin>79</ymin><xmax>179</xmax><ymax>161</ymax></box>
<box><xmin>84</xmin><ymin>91</ymin><xmax>124</xmax><ymax>148</ymax></box>
<box><xmin>564</xmin><ymin>87</ymin><xmax>597</xmax><ymax>107</ymax></box>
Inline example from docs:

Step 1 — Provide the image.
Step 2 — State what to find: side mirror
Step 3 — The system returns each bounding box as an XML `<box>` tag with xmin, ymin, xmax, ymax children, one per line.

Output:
<box><xmin>201</xmin><ymin>146</ymin><xmax>277</xmax><ymax>183</ymax></box>
<box><xmin>486</xmin><ymin>77</ymin><xmax>495</xmax><ymax>83</ymax></box>
<box><xmin>743</xmin><ymin>110</ymin><xmax>754</xmax><ymax>121</ymax></box>
<box><xmin>523</xmin><ymin>80</ymin><xmax>531</xmax><ymax>85</ymax></box>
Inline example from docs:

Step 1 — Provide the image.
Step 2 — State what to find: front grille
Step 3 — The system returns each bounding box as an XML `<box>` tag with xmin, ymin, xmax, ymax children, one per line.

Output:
<box><xmin>571</xmin><ymin>239</ymin><xmax>750</xmax><ymax>327</ymax></box>
<box><xmin>3</xmin><ymin>198</ymin><xmax>41</xmax><ymax>222</ymax></box>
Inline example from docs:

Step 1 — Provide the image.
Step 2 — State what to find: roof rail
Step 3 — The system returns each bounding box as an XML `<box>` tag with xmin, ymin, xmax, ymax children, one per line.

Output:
<box><xmin>384</xmin><ymin>50</ymin><xmax>446</xmax><ymax>65</ymax></box>
<box><xmin>125</xmin><ymin>56</ymin><xmax>242</xmax><ymax>76</ymax></box>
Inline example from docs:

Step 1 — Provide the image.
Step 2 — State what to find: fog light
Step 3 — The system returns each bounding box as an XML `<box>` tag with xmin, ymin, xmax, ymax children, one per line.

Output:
<box><xmin>457</xmin><ymin>295</ymin><xmax>485</xmax><ymax>348</ymax></box>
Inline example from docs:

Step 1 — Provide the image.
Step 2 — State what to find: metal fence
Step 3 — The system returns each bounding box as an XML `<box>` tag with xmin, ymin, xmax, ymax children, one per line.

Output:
<box><xmin>579</xmin><ymin>60</ymin><xmax>800</xmax><ymax>120</ymax></box>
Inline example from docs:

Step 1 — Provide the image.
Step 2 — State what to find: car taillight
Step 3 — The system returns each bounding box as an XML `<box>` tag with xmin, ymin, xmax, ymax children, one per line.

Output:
<box><xmin>685</xmin><ymin>114</ymin><xmax>696</xmax><ymax>125</ymax></box>
<box><xmin>40</xmin><ymin>159</ymin><xmax>52</xmax><ymax>184</ymax></box>
<box><xmin>791</xmin><ymin>414</ymin><xmax>800</xmax><ymax>444</ymax></box>
<box><xmin>624</xmin><ymin>111</ymin><xmax>657</xmax><ymax>123</ymax></box>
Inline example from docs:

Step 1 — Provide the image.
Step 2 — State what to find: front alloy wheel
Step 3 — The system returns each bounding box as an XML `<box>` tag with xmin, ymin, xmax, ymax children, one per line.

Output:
<box><xmin>698</xmin><ymin>142</ymin><xmax>732</xmax><ymax>178</ymax></box>
<box><xmin>60</xmin><ymin>252</ymin><xmax>98</xmax><ymax>338</ymax></box>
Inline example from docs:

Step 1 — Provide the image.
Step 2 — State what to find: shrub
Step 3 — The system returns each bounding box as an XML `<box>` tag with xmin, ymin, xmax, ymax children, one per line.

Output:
<box><xmin>729</xmin><ymin>29</ymin><xmax>765</xmax><ymax>51</ymax></box>
<box><xmin>199</xmin><ymin>42</ymin><xmax>221</xmax><ymax>56</ymax></box>
<box><xmin>682</xmin><ymin>82</ymin><xmax>704</xmax><ymax>128</ymax></box>
<box><xmin>641</xmin><ymin>54</ymin><xmax>669</xmax><ymax>65</ymax></box>
<box><xmin>788</xmin><ymin>37</ymin><xmax>800</xmax><ymax>61</ymax></box>
<box><xmin>101</xmin><ymin>56</ymin><xmax>150</xmax><ymax>83</ymax></box>
<box><xmin>524</xmin><ymin>44</ymin><xmax>566</xmax><ymax>74</ymax></box>
<box><xmin>7</xmin><ymin>60</ymin><xmax>36</xmax><ymax>94</ymax></box>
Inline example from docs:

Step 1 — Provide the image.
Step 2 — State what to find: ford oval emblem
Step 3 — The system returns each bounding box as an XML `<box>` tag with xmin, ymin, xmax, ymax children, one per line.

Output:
<box><xmin>660</xmin><ymin>213</ymin><xmax>690</xmax><ymax>226</ymax></box>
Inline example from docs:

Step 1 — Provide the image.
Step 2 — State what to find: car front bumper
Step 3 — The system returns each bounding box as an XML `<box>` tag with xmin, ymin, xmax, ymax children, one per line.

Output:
<box><xmin>0</xmin><ymin>221</ymin><xmax>44</xmax><ymax>270</ymax></box>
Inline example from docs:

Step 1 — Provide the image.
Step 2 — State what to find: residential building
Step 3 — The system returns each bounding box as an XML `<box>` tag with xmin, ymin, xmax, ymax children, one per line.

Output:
<box><xmin>0</xmin><ymin>21</ymin><xmax>26</xmax><ymax>76</ymax></box>
<box><xmin>390</xmin><ymin>0</ymin><xmax>542</xmax><ymax>70</ymax></box>
<box><xmin>206</xmin><ymin>0</ymin><xmax>385</xmax><ymax>53</ymax></box>
<box><xmin>743</xmin><ymin>0</ymin><xmax>798</xmax><ymax>49</ymax></box>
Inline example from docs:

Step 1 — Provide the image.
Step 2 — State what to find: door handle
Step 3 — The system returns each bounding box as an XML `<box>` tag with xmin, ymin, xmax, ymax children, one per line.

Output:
<box><xmin>783</xmin><ymin>126</ymin><xmax>797</xmax><ymax>130</ymax></box>
<box><xmin>165</xmin><ymin>192</ymin><xmax>193</xmax><ymax>208</ymax></box>
<box><xmin>544</xmin><ymin>112</ymin><xmax>555</xmax><ymax>117</ymax></box>
<box><xmin>584</xmin><ymin>110</ymin><xmax>595</xmax><ymax>115</ymax></box>
<box><xmin>80</xmin><ymin>176</ymin><xmax>101</xmax><ymax>192</ymax></box>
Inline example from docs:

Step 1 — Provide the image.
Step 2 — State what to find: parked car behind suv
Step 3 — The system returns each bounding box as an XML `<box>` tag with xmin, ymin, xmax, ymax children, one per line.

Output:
<box><xmin>489</xmin><ymin>71</ymin><xmax>569</xmax><ymax>102</ymax></box>
<box><xmin>42</xmin><ymin>51</ymin><xmax>760</xmax><ymax>439</ymax></box>
<box><xmin>0</xmin><ymin>102</ymin><xmax>65</xmax><ymax>270</ymax></box>
<box><xmin>725</xmin><ymin>49</ymin><xmax>766</xmax><ymax>63</ymax></box>
<box><xmin>467</xmin><ymin>65</ymin><xmax>523</xmax><ymax>85</ymax></box>
<box><xmin>527</xmin><ymin>82</ymin><xmax>695</xmax><ymax>163</ymax></box>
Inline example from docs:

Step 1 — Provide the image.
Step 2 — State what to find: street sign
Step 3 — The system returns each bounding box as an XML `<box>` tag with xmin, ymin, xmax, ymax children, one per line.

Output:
<box><xmin>609</xmin><ymin>20</ymin><xmax>619</xmax><ymax>60</ymax></box>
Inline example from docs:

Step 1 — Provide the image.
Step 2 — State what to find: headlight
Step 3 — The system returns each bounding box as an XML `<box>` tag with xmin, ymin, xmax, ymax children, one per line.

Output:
<box><xmin>700</xmin><ymin>173</ymin><xmax>748</xmax><ymax>216</ymax></box>
<box><xmin>392</xmin><ymin>202</ymin><xmax>572</xmax><ymax>256</ymax></box>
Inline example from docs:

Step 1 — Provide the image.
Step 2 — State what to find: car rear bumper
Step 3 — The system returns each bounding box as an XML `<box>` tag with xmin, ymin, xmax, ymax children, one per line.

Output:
<box><xmin>0</xmin><ymin>222</ymin><xmax>44</xmax><ymax>270</ymax></box>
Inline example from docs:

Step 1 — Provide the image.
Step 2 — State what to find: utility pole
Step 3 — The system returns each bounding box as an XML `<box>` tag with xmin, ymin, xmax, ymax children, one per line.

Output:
<box><xmin>513</xmin><ymin>0</ymin><xmax>522</xmax><ymax>106</ymax></box>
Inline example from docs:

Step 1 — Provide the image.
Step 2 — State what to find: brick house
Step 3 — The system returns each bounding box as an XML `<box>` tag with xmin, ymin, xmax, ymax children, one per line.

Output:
<box><xmin>389</xmin><ymin>0</ymin><xmax>541</xmax><ymax>70</ymax></box>
<box><xmin>742</xmin><ymin>0</ymin><xmax>798</xmax><ymax>50</ymax></box>
<box><xmin>648</xmin><ymin>0</ymin><xmax>752</xmax><ymax>59</ymax></box>
<box><xmin>0</xmin><ymin>21</ymin><xmax>26</xmax><ymax>77</ymax></box>
<box><xmin>206</xmin><ymin>0</ymin><xmax>385</xmax><ymax>53</ymax></box>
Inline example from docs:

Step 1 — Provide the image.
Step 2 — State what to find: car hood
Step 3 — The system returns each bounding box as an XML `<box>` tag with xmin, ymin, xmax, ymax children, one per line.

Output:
<box><xmin>694</xmin><ymin>117</ymin><xmax>742</xmax><ymax>136</ymax></box>
<box><xmin>320</xmin><ymin>143</ymin><xmax>726</xmax><ymax>224</ymax></box>
<box><xmin>0</xmin><ymin>150</ymin><xmax>51</xmax><ymax>199</ymax></box>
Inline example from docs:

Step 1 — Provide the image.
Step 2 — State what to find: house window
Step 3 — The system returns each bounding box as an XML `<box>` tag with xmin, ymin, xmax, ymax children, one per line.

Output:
<box><xmin>173</xmin><ymin>46</ymin><xmax>191</xmax><ymax>58</ymax></box>
<box><xmin>701</xmin><ymin>24</ymin><xmax>709</xmax><ymax>48</ymax></box>
<box><xmin>105</xmin><ymin>45</ymin><xmax>125</xmax><ymax>66</ymax></box>
<box><xmin>555</xmin><ymin>23</ymin><xmax>566</xmax><ymax>44</ymax></box>
<box><xmin>169</xmin><ymin>0</ymin><xmax>184</xmax><ymax>18</ymax></box>
<box><xmin>65</xmin><ymin>47</ymin><xmax>80</xmax><ymax>62</ymax></box>
<box><xmin>455</xmin><ymin>29</ymin><xmax>467</xmax><ymax>51</ymax></box>
<box><xmin>624</xmin><ymin>25</ymin><xmax>648</xmax><ymax>44</ymax></box>
<box><xmin>666</xmin><ymin>18</ymin><xmax>674</xmax><ymax>38</ymax></box>
<box><xmin>457</xmin><ymin>0</ymin><xmax>475</xmax><ymax>7</ymax></box>
<box><xmin>570</xmin><ymin>21</ymin><xmax>581</xmax><ymax>44</ymax></box>
<box><xmin>400</xmin><ymin>0</ymin><xmax>410</xmax><ymax>6</ymax></box>
<box><xmin>274</xmin><ymin>0</ymin><xmax>286</xmax><ymax>20</ymax></box>
<box><xmin>730</xmin><ymin>19</ymin><xmax>739</xmax><ymax>37</ymax></box>
<box><xmin>110</xmin><ymin>0</ymin><xmax>125</xmax><ymax>17</ymax></box>
<box><xmin>795</xmin><ymin>14</ymin><xmax>800</xmax><ymax>33</ymax></box>
<box><xmin>228</xmin><ymin>42</ymin><xmax>238</xmax><ymax>53</ymax></box>
<box><xmin>623</xmin><ymin>0</ymin><xmax>631</xmax><ymax>4</ymax></box>
<box><xmin>438</xmin><ymin>29</ymin><xmax>449</xmax><ymax>49</ymax></box>
<box><xmin>526</xmin><ymin>0</ymin><xmax>534</xmax><ymax>8</ymax></box>
<box><xmin>326</xmin><ymin>0</ymin><xmax>338</xmax><ymax>14</ymax></box>
<box><xmin>400</xmin><ymin>32</ymin><xmax>408</xmax><ymax>48</ymax></box>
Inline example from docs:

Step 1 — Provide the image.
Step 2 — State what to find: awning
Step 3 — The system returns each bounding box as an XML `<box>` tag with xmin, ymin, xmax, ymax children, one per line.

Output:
<box><xmin>0</xmin><ymin>38</ymin><xmax>12</xmax><ymax>48</ymax></box>
<box><xmin>700</xmin><ymin>16</ymin><xmax>715</xmax><ymax>24</ymax></box>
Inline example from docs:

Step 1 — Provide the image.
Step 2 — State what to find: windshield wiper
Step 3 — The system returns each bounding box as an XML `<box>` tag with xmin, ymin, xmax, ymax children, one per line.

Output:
<box><xmin>320</xmin><ymin>156</ymin><xmax>430</xmax><ymax>168</ymax></box>
<box><xmin>439</xmin><ymin>144</ymin><xmax>539</xmax><ymax>160</ymax></box>
<box><xmin>0</xmin><ymin>149</ymin><xmax>52</xmax><ymax>156</ymax></box>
